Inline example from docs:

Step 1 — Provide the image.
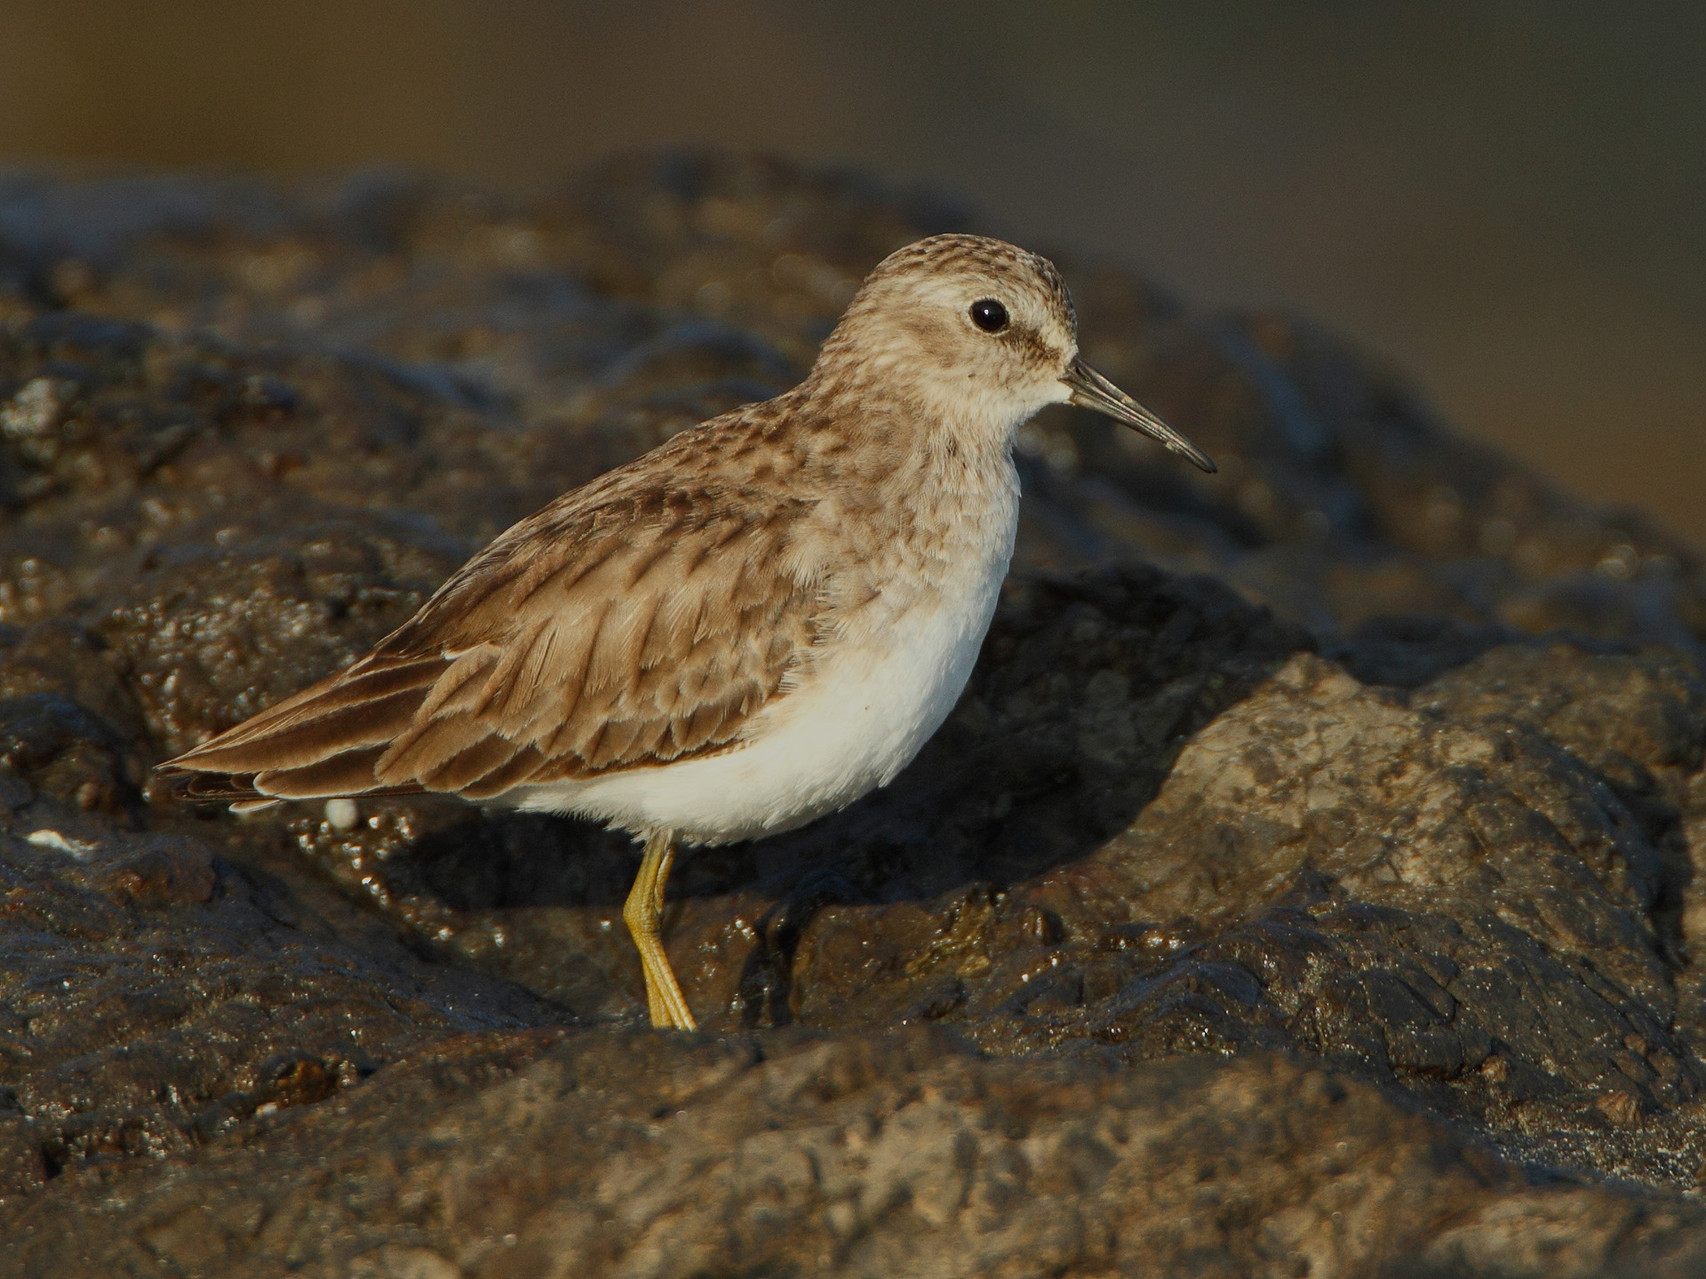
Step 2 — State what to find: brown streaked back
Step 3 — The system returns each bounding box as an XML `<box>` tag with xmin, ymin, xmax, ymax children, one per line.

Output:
<box><xmin>159</xmin><ymin>415</ymin><xmax>826</xmax><ymax>805</ymax></box>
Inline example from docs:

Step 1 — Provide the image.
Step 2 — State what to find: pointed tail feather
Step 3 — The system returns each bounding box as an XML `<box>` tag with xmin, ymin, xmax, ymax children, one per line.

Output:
<box><xmin>158</xmin><ymin>655</ymin><xmax>445</xmax><ymax>805</ymax></box>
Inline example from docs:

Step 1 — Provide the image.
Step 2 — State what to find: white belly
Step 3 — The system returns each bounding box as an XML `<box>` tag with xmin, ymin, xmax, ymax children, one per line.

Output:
<box><xmin>512</xmin><ymin>531</ymin><xmax>1011</xmax><ymax>844</ymax></box>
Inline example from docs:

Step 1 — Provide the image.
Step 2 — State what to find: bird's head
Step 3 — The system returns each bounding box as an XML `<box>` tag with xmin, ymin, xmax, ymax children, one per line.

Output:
<box><xmin>816</xmin><ymin>233</ymin><xmax>1215</xmax><ymax>472</ymax></box>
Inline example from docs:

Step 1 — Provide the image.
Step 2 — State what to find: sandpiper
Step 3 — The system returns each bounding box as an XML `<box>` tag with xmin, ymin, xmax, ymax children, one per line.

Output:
<box><xmin>159</xmin><ymin>234</ymin><xmax>1214</xmax><ymax>1031</ymax></box>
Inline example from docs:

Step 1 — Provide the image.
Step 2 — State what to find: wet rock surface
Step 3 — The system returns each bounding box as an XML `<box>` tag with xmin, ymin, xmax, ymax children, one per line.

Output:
<box><xmin>10</xmin><ymin>1029</ymin><xmax>1706</xmax><ymax>1279</ymax></box>
<box><xmin>0</xmin><ymin>154</ymin><xmax>1704</xmax><ymax>1274</ymax></box>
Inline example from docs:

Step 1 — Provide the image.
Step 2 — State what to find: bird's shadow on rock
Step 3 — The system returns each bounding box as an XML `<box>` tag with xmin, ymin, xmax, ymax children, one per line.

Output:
<box><xmin>379</xmin><ymin>565</ymin><xmax>1322</xmax><ymax>1021</ymax></box>
<box><xmin>409</xmin><ymin>564</ymin><xmax>1306</xmax><ymax>907</ymax></box>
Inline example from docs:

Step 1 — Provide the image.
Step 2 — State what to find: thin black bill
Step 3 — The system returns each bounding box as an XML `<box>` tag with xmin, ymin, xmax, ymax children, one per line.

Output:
<box><xmin>1061</xmin><ymin>356</ymin><xmax>1217</xmax><ymax>473</ymax></box>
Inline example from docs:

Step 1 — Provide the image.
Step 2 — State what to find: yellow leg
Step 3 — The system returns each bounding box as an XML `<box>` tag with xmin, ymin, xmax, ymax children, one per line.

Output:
<box><xmin>621</xmin><ymin>830</ymin><xmax>697</xmax><ymax>1031</ymax></box>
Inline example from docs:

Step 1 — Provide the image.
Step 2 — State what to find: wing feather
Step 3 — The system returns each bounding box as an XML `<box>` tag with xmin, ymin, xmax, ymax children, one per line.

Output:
<box><xmin>416</xmin><ymin>734</ymin><xmax>525</xmax><ymax>792</ymax></box>
<box><xmin>255</xmin><ymin>749</ymin><xmax>403</xmax><ymax>799</ymax></box>
<box><xmin>459</xmin><ymin>744</ymin><xmax>551</xmax><ymax>799</ymax></box>
<box><xmin>417</xmin><ymin>646</ymin><xmax>500</xmax><ymax>719</ymax></box>
<box><xmin>158</xmin><ymin>461</ymin><xmax>823</xmax><ymax>807</ymax></box>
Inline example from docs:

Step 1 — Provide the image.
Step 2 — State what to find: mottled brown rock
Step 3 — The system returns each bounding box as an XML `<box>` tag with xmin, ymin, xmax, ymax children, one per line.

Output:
<box><xmin>0</xmin><ymin>801</ymin><xmax>559</xmax><ymax>1203</ymax></box>
<box><xmin>1</xmin><ymin>154</ymin><xmax>1705</xmax><ymax>1272</ymax></box>
<box><xmin>7</xmin><ymin>1029</ymin><xmax>1705</xmax><ymax>1279</ymax></box>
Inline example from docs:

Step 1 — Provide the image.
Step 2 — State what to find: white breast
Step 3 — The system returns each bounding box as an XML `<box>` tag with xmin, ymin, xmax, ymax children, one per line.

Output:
<box><xmin>514</xmin><ymin>482</ymin><xmax>1017</xmax><ymax>845</ymax></box>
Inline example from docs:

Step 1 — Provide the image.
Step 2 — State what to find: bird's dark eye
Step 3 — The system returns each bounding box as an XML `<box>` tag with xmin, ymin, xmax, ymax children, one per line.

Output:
<box><xmin>969</xmin><ymin>298</ymin><xmax>1009</xmax><ymax>333</ymax></box>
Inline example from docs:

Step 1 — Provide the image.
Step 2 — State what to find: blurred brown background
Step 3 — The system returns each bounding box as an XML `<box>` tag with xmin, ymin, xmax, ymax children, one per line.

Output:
<box><xmin>2</xmin><ymin>0</ymin><xmax>1701</xmax><ymax>541</ymax></box>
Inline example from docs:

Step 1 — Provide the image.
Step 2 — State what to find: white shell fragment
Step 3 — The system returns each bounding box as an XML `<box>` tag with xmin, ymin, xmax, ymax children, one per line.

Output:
<box><xmin>25</xmin><ymin>829</ymin><xmax>98</xmax><ymax>859</ymax></box>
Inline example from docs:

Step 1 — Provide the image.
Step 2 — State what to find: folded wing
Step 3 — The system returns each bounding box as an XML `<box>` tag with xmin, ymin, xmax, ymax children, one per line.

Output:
<box><xmin>159</xmin><ymin>482</ymin><xmax>821</xmax><ymax>805</ymax></box>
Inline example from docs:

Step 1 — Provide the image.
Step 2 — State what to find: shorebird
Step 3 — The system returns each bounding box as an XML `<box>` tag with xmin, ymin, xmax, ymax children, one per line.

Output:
<box><xmin>159</xmin><ymin>234</ymin><xmax>1214</xmax><ymax>1031</ymax></box>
